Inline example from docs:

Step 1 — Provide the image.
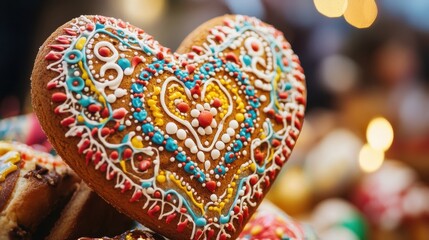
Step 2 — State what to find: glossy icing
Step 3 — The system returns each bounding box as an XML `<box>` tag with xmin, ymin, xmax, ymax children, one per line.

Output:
<box><xmin>43</xmin><ymin>15</ymin><xmax>305</xmax><ymax>239</ymax></box>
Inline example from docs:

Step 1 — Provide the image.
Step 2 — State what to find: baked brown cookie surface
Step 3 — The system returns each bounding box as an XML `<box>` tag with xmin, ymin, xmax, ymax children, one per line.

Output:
<box><xmin>31</xmin><ymin>15</ymin><xmax>306</xmax><ymax>239</ymax></box>
<box><xmin>0</xmin><ymin>141</ymin><xmax>79</xmax><ymax>239</ymax></box>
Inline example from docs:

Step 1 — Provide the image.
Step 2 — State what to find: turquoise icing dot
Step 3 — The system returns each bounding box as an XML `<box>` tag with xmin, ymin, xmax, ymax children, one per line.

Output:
<box><xmin>250</xmin><ymin>99</ymin><xmax>260</xmax><ymax>108</ymax></box>
<box><xmin>285</xmin><ymin>82</ymin><xmax>292</xmax><ymax>90</ymax></box>
<box><xmin>132</xmin><ymin>83</ymin><xmax>143</xmax><ymax>93</ymax></box>
<box><xmin>257</xmin><ymin>166</ymin><xmax>265</xmax><ymax>174</ymax></box>
<box><xmin>142</xmin><ymin>123</ymin><xmax>154</xmax><ymax>134</ymax></box>
<box><xmin>215</xmin><ymin>165</ymin><xmax>226</xmax><ymax>175</ymax></box>
<box><xmin>233</xmin><ymin>140</ymin><xmax>243</xmax><ymax>152</ymax></box>
<box><xmin>118</xmin><ymin>58</ymin><xmax>131</xmax><ymax>70</ymax></box>
<box><xmin>196</xmin><ymin>171</ymin><xmax>205</xmax><ymax>182</ymax></box>
<box><xmin>133</xmin><ymin>110</ymin><xmax>147</xmax><ymax>122</ymax></box>
<box><xmin>244</xmin><ymin>118</ymin><xmax>254</xmax><ymax>127</ymax></box>
<box><xmin>248</xmin><ymin>110</ymin><xmax>257</xmax><ymax>119</ymax></box>
<box><xmin>165</xmin><ymin>138</ymin><xmax>178</xmax><ymax>152</ymax></box>
<box><xmin>195</xmin><ymin>217</ymin><xmax>207</xmax><ymax>227</ymax></box>
<box><xmin>175</xmin><ymin>152</ymin><xmax>187</xmax><ymax>162</ymax></box>
<box><xmin>141</xmin><ymin>182</ymin><xmax>152</xmax><ymax>188</ymax></box>
<box><xmin>226</xmin><ymin>62</ymin><xmax>239</xmax><ymax>72</ymax></box>
<box><xmin>185</xmin><ymin>79</ymin><xmax>197</xmax><ymax>89</ymax></box>
<box><xmin>132</xmin><ymin>98</ymin><xmax>142</xmax><ymax>108</ymax></box>
<box><xmin>239</xmin><ymin>128</ymin><xmax>250</xmax><ymax>138</ymax></box>
<box><xmin>174</xmin><ymin>69</ymin><xmax>188</xmax><ymax>81</ymax></box>
<box><xmin>128</xmin><ymin>36</ymin><xmax>137</xmax><ymax>44</ymax></box>
<box><xmin>118</xmin><ymin>125</ymin><xmax>125</xmax><ymax>131</ymax></box>
<box><xmin>200</xmin><ymin>63</ymin><xmax>214</xmax><ymax>75</ymax></box>
<box><xmin>66</xmin><ymin>77</ymin><xmax>85</xmax><ymax>92</ymax></box>
<box><xmin>95</xmin><ymin>23</ymin><xmax>104</xmax><ymax>29</ymax></box>
<box><xmin>224</xmin><ymin>152</ymin><xmax>236</xmax><ymax>164</ymax></box>
<box><xmin>139</xmin><ymin>70</ymin><xmax>152</xmax><ymax>81</ymax></box>
<box><xmin>116</xmin><ymin>29</ymin><xmax>125</xmax><ymax>37</ymax></box>
<box><xmin>64</xmin><ymin>50</ymin><xmax>82</xmax><ymax>64</ymax></box>
<box><xmin>243</xmin><ymin>55</ymin><xmax>252</xmax><ymax>66</ymax></box>
<box><xmin>220</xmin><ymin>215</ymin><xmax>230</xmax><ymax>224</ymax></box>
<box><xmin>245</xmin><ymin>86</ymin><xmax>255</xmax><ymax>96</ymax></box>
<box><xmin>78</xmin><ymin>95</ymin><xmax>94</xmax><ymax>107</ymax></box>
<box><xmin>152</xmin><ymin>131</ymin><xmax>164</xmax><ymax>145</ymax></box>
<box><xmin>184</xmin><ymin>162</ymin><xmax>196</xmax><ymax>174</ymax></box>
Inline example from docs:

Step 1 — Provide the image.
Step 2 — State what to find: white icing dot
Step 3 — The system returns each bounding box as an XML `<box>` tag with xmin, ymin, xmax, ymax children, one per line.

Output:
<box><xmin>205</xmin><ymin>160</ymin><xmax>211</xmax><ymax>171</ymax></box>
<box><xmin>211</xmin><ymin>119</ymin><xmax>217</xmax><ymax>128</ymax></box>
<box><xmin>177</xmin><ymin>129</ymin><xmax>187</xmax><ymax>140</ymax></box>
<box><xmin>106</xmin><ymin>94</ymin><xmax>116</xmax><ymax>103</ymax></box>
<box><xmin>215</xmin><ymin>141</ymin><xmax>225</xmax><ymax>150</ymax></box>
<box><xmin>197</xmin><ymin>127</ymin><xmax>205</xmax><ymax>135</ymax></box>
<box><xmin>166</xmin><ymin>122</ymin><xmax>178</xmax><ymax>134</ymax></box>
<box><xmin>191</xmin><ymin>119</ymin><xmax>199</xmax><ymax>127</ymax></box>
<box><xmin>197</xmin><ymin>151</ymin><xmax>205</xmax><ymax>162</ymax></box>
<box><xmin>210</xmin><ymin>108</ymin><xmax>217</xmax><ymax>116</ymax></box>
<box><xmin>210</xmin><ymin>194</ymin><xmax>218</xmax><ymax>202</ymax></box>
<box><xmin>204</xmin><ymin>103</ymin><xmax>210</xmax><ymax>110</ymax></box>
<box><xmin>114</xmin><ymin>88</ymin><xmax>127</xmax><ymax>98</ymax></box>
<box><xmin>229</xmin><ymin>120</ymin><xmax>239</xmax><ymax>129</ymax></box>
<box><xmin>227</xmin><ymin>128</ymin><xmax>235</xmax><ymax>136</ymax></box>
<box><xmin>211</xmin><ymin>149</ymin><xmax>220</xmax><ymax>159</ymax></box>
<box><xmin>196</xmin><ymin>104</ymin><xmax>204</xmax><ymax>111</ymax></box>
<box><xmin>191</xmin><ymin>109</ymin><xmax>200</xmax><ymax>118</ymax></box>
<box><xmin>185</xmin><ymin>139</ymin><xmax>195</xmax><ymax>148</ymax></box>
<box><xmin>260</xmin><ymin>95</ymin><xmax>267</xmax><ymax>102</ymax></box>
<box><xmin>205</xmin><ymin>126</ymin><xmax>213</xmax><ymax>135</ymax></box>
<box><xmin>221</xmin><ymin>134</ymin><xmax>231</xmax><ymax>143</ymax></box>
<box><xmin>190</xmin><ymin>146</ymin><xmax>198</xmax><ymax>154</ymax></box>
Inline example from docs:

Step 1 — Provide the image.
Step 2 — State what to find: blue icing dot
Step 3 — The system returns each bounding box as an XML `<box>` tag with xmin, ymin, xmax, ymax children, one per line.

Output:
<box><xmin>245</xmin><ymin>86</ymin><xmax>255</xmax><ymax>96</ymax></box>
<box><xmin>142</xmin><ymin>123</ymin><xmax>154</xmax><ymax>134</ymax></box>
<box><xmin>174</xmin><ymin>69</ymin><xmax>188</xmax><ymax>80</ymax></box>
<box><xmin>175</xmin><ymin>152</ymin><xmax>187</xmax><ymax>162</ymax></box>
<box><xmin>139</xmin><ymin>70</ymin><xmax>152</xmax><ymax>81</ymax></box>
<box><xmin>226</xmin><ymin>62</ymin><xmax>239</xmax><ymax>72</ymax></box>
<box><xmin>132</xmin><ymin>98</ymin><xmax>142</xmax><ymax>108</ymax></box>
<box><xmin>128</xmin><ymin>36</ymin><xmax>137</xmax><ymax>44</ymax></box>
<box><xmin>143</xmin><ymin>45</ymin><xmax>153</xmax><ymax>54</ymax></box>
<box><xmin>196</xmin><ymin>171</ymin><xmax>206</xmax><ymax>182</ymax></box>
<box><xmin>215</xmin><ymin>165</ymin><xmax>226</xmax><ymax>175</ymax></box>
<box><xmin>248</xmin><ymin>110</ymin><xmax>257</xmax><ymax>119</ymax></box>
<box><xmin>67</xmin><ymin>77</ymin><xmax>85</xmax><ymax>92</ymax></box>
<box><xmin>184</xmin><ymin>80</ymin><xmax>196</xmax><ymax>89</ymax></box>
<box><xmin>244</xmin><ymin>118</ymin><xmax>254</xmax><ymax>127</ymax></box>
<box><xmin>184</xmin><ymin>162</ymin><xmax>196</xmax><ymax>174</ymax></box>
<box><xmin>64</xmin><ymin>50</ymin><xmax>82</xmax><ymax>64</ymax></box>
<box><xmin>200</xmin><ymin>63</ymin><xmax>214</xmax><ymax>75</ymax></box>
<box><xmin>165</xmin><ymin>138</ymin><xmax>178</xmax><ymax>152</ymax></box>
<box><xmin>118</xmin><ymin>125</ymin><xmax>125</xmax><ymax>131</ymax></box>
<box><xmin>224</xmin><ymin>152</ymin><xmax>236</xmax><ymax>164</ymax></box>
<box><xmin>257</xmin><ymin>166</ymin><xmax>265</xmax><ymax>174</ymax></box>
<box><xmin>239</xmin><ymin>129</ymin><xmax>250</xmax><ymax>138</ymax></box>
<box><xmin>195</xmin><ymin>218</ymin><xmax>207</xmax><ymax>227</ymax></box>
<box><xmin>250</xmin><ymin>99</ymin><xmax>260</xmax><ymax>108</ymax></box>
<box><xmin>220</xmin><ymin>215</ymin><xmax>230</xmax><ymax>224</ymax></box>
<box><xmin>243</xmin><ymin>55</ymin><xmax>252</xmax><ymax>66</ymax></box>
<box><xmin>118</xmin><ymin>58</ymin><xmax>131</xmax><ymax>70</ymax></box>
<box><xmin>194</xmin><ymin>74</ymin><xmax>206</xmax><ymax>82</ymax></box>
<box><xmin>132</xmin><ymin>83</ymin><xmax>144</xmax><ymax>93</ymax></box>
<box><xmin>133</xmin><ymin>110</ymin><xmax>147</xmax><ymax>122</ymax></box>
<box><xmin>116</xmin><ymin>29</ymin><xmax>125</xmax><ymax>37</ymax></box>
<box><xmin>141</xmin><ymin>182</ymin><xmax>152</xmax><ymax>188</ymax></box>
<box><xmin>285</xmin><ymin>82</ymin><xmax>292</xmax><ymax>91</ymax></box>
<box><xmin>152</xmin><ymin>131</ymin><xmax>164</xmax><ymax>145</ymax></box>
<box><xmin>213</xmin><ymin>58</ymin><xmax>223</xmax><ymax>67</ymax></box>
<box><xmin>149</xmin><ymin>60</ymin><xmax>165</xmax><ymax>71</ymax></box>
<box><xmin>78</xmin><ymin>95</ymin><xmax>93</xmax><ymax>107</ymax></box>
<box><xmin>233</xmin><ymin>140</ymin><xmax>243</xmax><ymax>152</ymax></box>
<box><xmin>95</xmin><ymin>23</ymin><xmax>105</xmax><ymax>29</ymax></box>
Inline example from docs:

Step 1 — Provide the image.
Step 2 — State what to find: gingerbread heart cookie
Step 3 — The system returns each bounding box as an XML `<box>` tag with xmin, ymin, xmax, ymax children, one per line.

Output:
<box><xmin>32</xmin><ymin>15</ymin><xmax>306</xmax><ymax>239</ymax></box>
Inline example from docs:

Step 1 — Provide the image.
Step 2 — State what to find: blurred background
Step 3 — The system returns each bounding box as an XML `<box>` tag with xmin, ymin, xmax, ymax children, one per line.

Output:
<box><xmin>2</xmin><ymin>0</ymin><xmax>429</xmax><ymax>239</ymax></box>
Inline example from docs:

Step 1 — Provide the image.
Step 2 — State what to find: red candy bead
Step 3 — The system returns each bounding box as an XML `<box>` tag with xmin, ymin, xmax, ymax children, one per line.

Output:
<box><xmin>212</xmin><ymin>98</ymin><xmax>221</xmax><ymax>108</ymax></box>
<box><xmin>98</xmin><ymin>46</ymin><xmax>111</xmax><ymax>57</ymax></box>
<box><xmin>177</xmin><ymin>102</ymin><xmax>190</xmax><ymax>113</ymax></box>
<box><xmin>198</xmin><ymin>110</ymin><xmax>213</xmax><ymax>128</ymax></box>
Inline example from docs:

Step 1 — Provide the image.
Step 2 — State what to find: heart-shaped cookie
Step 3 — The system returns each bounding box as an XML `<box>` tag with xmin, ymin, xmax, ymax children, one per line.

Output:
<box><xmin>32</xmin><ymin>15</ymin><xmax>306</xmax><ymax>239</ymax></box>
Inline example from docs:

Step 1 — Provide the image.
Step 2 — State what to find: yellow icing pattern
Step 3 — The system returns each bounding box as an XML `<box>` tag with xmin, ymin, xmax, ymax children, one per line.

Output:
<box><xmin>147</xmin><ymin>86</ymin><xmax>164</xmax><ymax>126</ymax></box>
<box><xmin>0</xmin><ymin>150</ymin><xmax>21</xmax><ymax>182</ymax></box>
<box><xmin>169</xmin><ymin>173</ymin><xmax>205</xmax><ymax>215</ymax></box>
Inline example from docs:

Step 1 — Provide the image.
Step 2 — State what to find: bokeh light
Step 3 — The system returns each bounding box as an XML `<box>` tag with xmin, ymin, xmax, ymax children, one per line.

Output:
<box><xmin>366</xmin><ymin>117</ymin><xmax>394</xmax><ymax>151</ymax></box>
<box><xmin>314</xmin><ymin>0</ymin><xmax>348</xmax><ymax>18</ymax></box>
<box><xmin>359</xmin><ymin>144</ymin><xmax>384</xmax><ymax>173</ymax></box>
<box><xmin>344</xmin><ymin>0</ymin><xmax>378</xmax><ymax>28</ymax></box>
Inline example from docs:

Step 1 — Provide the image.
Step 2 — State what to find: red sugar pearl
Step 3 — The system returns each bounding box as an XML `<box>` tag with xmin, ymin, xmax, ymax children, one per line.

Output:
<box><xmin>98</xmin><ymin>46</ymin><xmax>111</xmax><ymax>57</ymax></box>
<box><xmin>198</xmin><ymin>110</ymin><xmax>213</xmax><ymax>128</ymax></box>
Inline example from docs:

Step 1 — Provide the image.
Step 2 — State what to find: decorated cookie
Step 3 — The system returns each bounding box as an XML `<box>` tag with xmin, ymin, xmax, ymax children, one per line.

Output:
<box><xmin>31</xmin><ymin>15</ymin><xmax>306</xmax><ymax>239</ymax></box>
<box><xmin>238</xmin><ymin>201</ymin><xmax>318</xmax><ymax>239</ymax></box>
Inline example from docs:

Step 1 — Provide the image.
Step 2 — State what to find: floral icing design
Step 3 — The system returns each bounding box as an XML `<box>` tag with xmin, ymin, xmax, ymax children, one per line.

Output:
<box><xmin>44</xmin><ymin>15</ymin><xmax>305</xmax><ymax>239</ymax></box>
